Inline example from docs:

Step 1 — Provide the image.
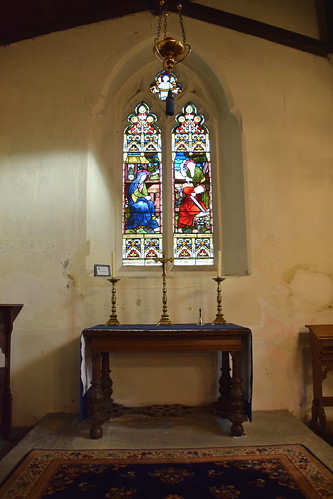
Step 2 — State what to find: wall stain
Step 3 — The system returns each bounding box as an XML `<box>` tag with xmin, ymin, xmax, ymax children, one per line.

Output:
<box><xmin>62</xmin><ymin>258</ymin><xmax>70</xmax><ymax>269</ymax></box>
<box><xmin>283</xmin><ymin>264</ymin><xmax>333</xmax><ymax>311</ymax></box>
<box><xmin>66</xmin><ymin>274</ymin><xmax>75</xmax><ymax>288</ymax></box>
<box><xmin>283</xmin><ymin>264</ymin><xmax>311</xmax><ymax>285</ymax></box>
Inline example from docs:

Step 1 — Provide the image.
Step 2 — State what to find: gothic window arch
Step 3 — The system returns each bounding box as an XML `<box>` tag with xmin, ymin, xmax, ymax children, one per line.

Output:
<box><xmin>87</xmin><ymin>50</ymin><xmax>248</xmax><ymax>277</ymax></box>
<box><xmin>122</xmin><ymin>94</ymin><xmax>214</xmax><ymax>267</ymax></box>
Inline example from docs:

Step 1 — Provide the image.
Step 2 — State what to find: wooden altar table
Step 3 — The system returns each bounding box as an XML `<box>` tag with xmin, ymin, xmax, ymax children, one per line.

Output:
<box><xmin>307</xmin><ymin>324</ymin><xmax>333</xmax><ymax>442</ymax></box>
<box><xmin>82</xmin><ymin>323</ymin><xmax>252</xmax><ymax>439</ymax></box>
<box><xmin>0</xmin><ymin>304</ymin><xmax>23</xmax><ymax>440</ymax></box>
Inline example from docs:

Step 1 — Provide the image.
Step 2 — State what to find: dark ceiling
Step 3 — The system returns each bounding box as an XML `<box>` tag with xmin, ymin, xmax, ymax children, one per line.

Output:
<box><xmin>1</xmin><ymin>0</ymin><xmax>332</xmax><ymax>57</ymax></box>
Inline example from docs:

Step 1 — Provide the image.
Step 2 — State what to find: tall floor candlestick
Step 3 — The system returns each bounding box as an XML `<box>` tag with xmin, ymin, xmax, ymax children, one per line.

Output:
<box><xmin>212</xmin><ymin>276</ymin><xmax>226</xmax><ymax>324</ymax></box>
<box><xmin>106</xmin><ymin>278</ymin><xmax>120</xmax><ymax>326</ymax></box>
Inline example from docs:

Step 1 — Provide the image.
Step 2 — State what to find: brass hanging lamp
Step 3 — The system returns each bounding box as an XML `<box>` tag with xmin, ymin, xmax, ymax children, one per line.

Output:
<box><xmin>154</xmin><ymin>1</ymin><xmax>191</xmax><ymax>72</ymax></box>
<box><xmin>153</xmin><ymin>1</ymin><xmax>191</xmax><ymax>116</ymax></box>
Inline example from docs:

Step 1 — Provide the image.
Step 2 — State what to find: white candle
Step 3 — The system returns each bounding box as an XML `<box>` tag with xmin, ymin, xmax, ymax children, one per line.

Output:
<box><xmin>217</xmin><ymin>250</ymin><xmax>222</xmax><ymax>277</ymax></box>
<box><xmin>111</xmin><ymin>252</ymin><xmax>116</xmax><ymax>278</ymax></box>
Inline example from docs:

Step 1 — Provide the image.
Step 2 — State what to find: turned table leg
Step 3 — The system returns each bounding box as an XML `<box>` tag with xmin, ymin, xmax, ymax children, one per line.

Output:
<box><xmin>87</xmin><ymin>352</ymin><xmax>105</xmax><ymax>439</ymax></box>
<box><xmin>229</xmin><ymin>351</ymin><xmax>246</xmax><ymax>436</ymax></box>
<box><xmin>310</xmin><ymin>347</ymin><xmax>327</xmax><ymax>428</ymax></box>
<box><xmin>101</xmin><ymin>352</ymin><xmax>113</xmax><ymax>399</ymax></box>
<box><xmin>217</xmin><ymin>351</ymin><xmax>232</xmax><ymax>414</ymax></box>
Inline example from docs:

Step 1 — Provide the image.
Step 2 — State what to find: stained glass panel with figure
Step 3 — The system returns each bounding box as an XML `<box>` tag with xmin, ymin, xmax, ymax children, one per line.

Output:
<box><xmin>172</xmin><ymin>103</ymin><xmax>214</xmax><ymax>265</ymax></box>
<box><xmin>122</xmin><ymin>102</ymin><xmax>162</xmax><ymax>265</ymax></box>
<box><xmin>149</xmin><ymin>71</ymin><xmax>183</xmax><ymax>101</ymax></box>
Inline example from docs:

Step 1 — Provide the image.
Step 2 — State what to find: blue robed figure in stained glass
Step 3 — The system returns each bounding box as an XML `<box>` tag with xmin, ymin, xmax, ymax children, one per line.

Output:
<box><xmin>126</xmin><ymin>170</ymin><xmax>159</xmax><ymax>231</ymax></box>
<box><xmin>122</xmin><ymin>102</ymin><xmax>163</xmax><ymax>264</ymax></box>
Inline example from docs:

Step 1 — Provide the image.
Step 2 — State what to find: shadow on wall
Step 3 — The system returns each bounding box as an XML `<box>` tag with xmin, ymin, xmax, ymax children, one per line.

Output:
<box><xmin>11</xmin><ymin>336</ymin><xmax>81</xmax><ymax>426</ymax></box>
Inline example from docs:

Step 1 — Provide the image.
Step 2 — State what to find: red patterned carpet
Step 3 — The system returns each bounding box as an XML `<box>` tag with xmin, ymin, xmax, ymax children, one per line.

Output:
<box><xmin>0</xmin><ymin>445</ymin><xmax>332</xmax><ymax>498</ymax></box>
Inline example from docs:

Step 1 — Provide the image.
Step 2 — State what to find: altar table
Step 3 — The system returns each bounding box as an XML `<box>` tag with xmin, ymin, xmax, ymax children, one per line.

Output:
<box><xmin>307</xmin><ymin>324</ymin><xmax>333</xmax><ymax>438</ymax></box>
<box><xmin>82</xmin><ymin>323</ymin><xmax>252</xmax><ymax>439</ymax></box>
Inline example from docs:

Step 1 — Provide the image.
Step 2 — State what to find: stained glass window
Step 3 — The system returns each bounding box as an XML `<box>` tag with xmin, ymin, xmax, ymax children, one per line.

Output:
<box><xmin>172</xmin><ymin>103</ymin><xmax>214</xmax><ymax>265</ymax></box>
<box><xmin>122</xmin><ymin>102</ymin><xmax>162</xmax><ymax>265</ymax></box>
<box><xmin>122</xmin><ymin>101</ymin><xmax>214</xmax><ymax>267</ymax></box>
<box><xmin>150</xmin><ymin>71</ymin><xmax>183</xmax><ymax>101</ymax></box>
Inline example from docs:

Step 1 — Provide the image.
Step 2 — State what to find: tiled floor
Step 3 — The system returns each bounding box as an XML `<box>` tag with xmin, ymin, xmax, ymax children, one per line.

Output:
<box><xmin>0</xmin><ymin>410</ymin><xmax>332</xmax><ymax>484</ymax></box>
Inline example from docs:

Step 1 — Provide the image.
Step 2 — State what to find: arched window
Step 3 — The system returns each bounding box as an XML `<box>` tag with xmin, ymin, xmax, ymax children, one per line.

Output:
<box><xmin>87</xmin><ymin>48</ymin><xmax>248</xmax><ymax>278</ymax></box>
<box><xmin>122</xmin><ymin>102</ymin><xmax>163</xmax><ymax>265</ymax></box>
<box><xmin>122</xmin><ymin>99</ymin><xmax>214</xmax><ymax>267</ymax></box>
<box><xmin>172</xmin><ymin>103</ymin><xmax>213</xmax><ymax>265</ymax></box>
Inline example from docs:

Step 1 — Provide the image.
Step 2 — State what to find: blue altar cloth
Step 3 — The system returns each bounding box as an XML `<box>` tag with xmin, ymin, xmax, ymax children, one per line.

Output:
<box><xmin>84</xmin><ymin>323</ymin><xmax>250</xmax><ymax>331</ymax></box>
<box><xmin>80</xmin><ymin>323</ymin><xmax>252</xmax><ymax>424</ymax></box>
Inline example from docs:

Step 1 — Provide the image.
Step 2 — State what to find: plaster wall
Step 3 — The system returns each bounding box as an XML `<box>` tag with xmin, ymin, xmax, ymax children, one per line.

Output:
<box><xmin>0</xmin><ymin>2</ymin><xmax>333</xmax><ymax>427</ymax></box>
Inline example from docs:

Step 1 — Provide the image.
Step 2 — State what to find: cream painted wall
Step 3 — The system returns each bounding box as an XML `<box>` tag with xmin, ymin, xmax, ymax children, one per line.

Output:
<box><xmin>0</xmin><ymin>2</ymin><xmax>333</xmax><ymax>427</ymax></box>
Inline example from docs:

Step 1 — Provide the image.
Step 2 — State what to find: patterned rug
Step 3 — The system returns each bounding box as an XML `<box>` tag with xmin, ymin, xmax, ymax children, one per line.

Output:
<box><xmin>1</xmin><ymin>445</ymin><xmax>332</xmax><ymax>498</ymax></box>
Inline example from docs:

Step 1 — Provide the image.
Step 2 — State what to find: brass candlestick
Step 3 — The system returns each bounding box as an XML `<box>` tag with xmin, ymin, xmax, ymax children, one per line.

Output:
<box><xmin>212</xmin><ymin>277</ymin><xmax>226</xmax><ymax>324</ymax></box>
<box><xmin>154</xmin><ymin>251</ymin><xmax>174</xmax><ymax>325</ymax></box>
<box><xmin>106</xmin><ymin>278</ymin><xmax>120</xmax><ymax>326</ymax></box>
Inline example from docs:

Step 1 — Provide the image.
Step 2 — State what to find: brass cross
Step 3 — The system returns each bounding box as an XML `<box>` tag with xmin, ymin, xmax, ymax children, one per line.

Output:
<box><xmin>154</xmin><ymin>251</ymin><xmax>174</xmax><ymax>277</ymax></box>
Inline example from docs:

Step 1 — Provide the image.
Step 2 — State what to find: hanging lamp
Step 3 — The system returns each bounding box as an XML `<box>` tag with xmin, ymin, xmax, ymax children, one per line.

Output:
<box><xmin>153</xmin><ymin>1</ymin><xmax>191</xmax><ymax>115</ymax></box>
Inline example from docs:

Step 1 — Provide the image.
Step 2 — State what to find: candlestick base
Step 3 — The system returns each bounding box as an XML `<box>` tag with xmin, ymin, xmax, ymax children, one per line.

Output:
<box><xmin>212</xmin><ymin>313</ymin><xmax>226</xmax><ymax>325</ymax></box>
<box><xmin>106</xmin><ymin>315</ymin><xmax>120</xmax><ymax>326</ymax></box>
<box><xmin>157</xmin><ymin>314</ymin><xmax>172</xmax><ymax>326</ymax></box>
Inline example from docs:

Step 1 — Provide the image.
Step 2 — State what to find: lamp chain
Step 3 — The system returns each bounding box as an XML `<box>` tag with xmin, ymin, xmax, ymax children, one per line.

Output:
<box><xmin>164</xmin><ymin>11</ymin><xmax>168</xmax><ymax>38</ymax></box>
<box><xmin>156</xmin><ymin>11</ymin><xmax>162</xmax><ymax>40</ymax></box>
<box><xmin>177</xmin><ymin>3</ymin><xmax>186</xmax><ymax>45</ymax></box>
<box><xmin>156</xmin><ymin>1</ymin><xmax>185</xmax><ymax>44</ymax></box>
<box><xmin>156</xmin><ymin>1</ymin><xmax>168</xmax><ymax>41</ymax></box>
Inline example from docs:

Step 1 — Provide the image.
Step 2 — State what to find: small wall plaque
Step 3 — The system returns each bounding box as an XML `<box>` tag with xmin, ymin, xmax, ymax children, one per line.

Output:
<box><xmin>94</xmin><ymin>264</ymin><xmax>111</xmax><ymax>277</ymax></box>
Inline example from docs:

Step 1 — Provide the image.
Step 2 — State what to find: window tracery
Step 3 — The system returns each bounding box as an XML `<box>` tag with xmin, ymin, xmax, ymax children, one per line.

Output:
<box><xmin>122</xmin><ymin>101</ymin><xmax>214</xmax><ymax>266</ymax></box>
